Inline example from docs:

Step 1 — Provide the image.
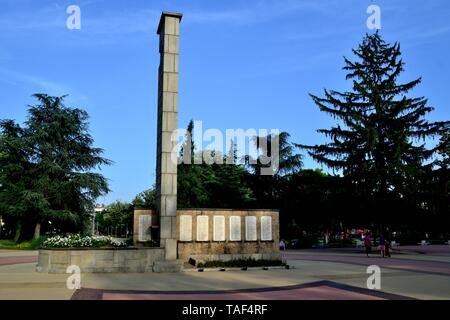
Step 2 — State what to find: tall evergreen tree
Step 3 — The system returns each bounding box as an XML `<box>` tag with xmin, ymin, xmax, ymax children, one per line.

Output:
<box><xmin>299</xmin><ymin>33</ymin><xmax>449</xmax><ymax>222</ymax></box>
<box><xmin>0</xmin><ymin>94</ymin><xmax>111</xmax><ymax>239</ymax></box>
<box><xmin>177</xmin><ymin>120</ymin><xmax>211</xmax><ymax>207</ymax></box>
<box><xmin>0</xmin><ymin>121</ymin><xmax>33</xmax><ymax>240</ymax></box>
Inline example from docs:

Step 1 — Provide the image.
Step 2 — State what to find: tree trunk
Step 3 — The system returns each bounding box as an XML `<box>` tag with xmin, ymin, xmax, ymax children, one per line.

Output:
<box><xmin>14</xmin><ymin>221</ymin><xmax>22</xmax><ymax>243</ymax></box>
<box><xmin>33</xmin><ymin>222</ymin><xmax>41</xmax><ymax>239</ymax></box>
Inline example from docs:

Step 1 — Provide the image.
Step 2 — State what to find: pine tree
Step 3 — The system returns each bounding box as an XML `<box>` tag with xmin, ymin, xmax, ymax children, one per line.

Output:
<box><xmin>299</xmin><ymin>32</ymin><xmax>449</xmax><ymax>206</ymax></box>
<box><xmin>177</xmin><ymin>120</ymin><xmax>211</xmax><ymax>207</ymax></box>
<box><xmin>0</xmin><ymin>120</ymin><xmax>33</xmax><ymax>240</ymax></box>
<box><xmin>0</xmin><ymin>94</ymin><xmax>111</xmax><ymax>239</ymax></box>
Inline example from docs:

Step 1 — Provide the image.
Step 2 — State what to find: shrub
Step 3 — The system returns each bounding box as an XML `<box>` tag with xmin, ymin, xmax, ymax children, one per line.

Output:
<box><xmin>0</xmin><ymin>240</ymin><xmax>34</xmax><ymax>250</ymax></box>
<box><xmin>197</xmin><ymin>258</ymin><xmax>285</xmax><ymax>268</ymax></box>
<box><xmin>328</xmin><ymin>239</ymin><xmax>354</xmax><ymax>248</ymax></box>
<box><xmin>42</xmin><ymin>235</ymin><xmax>128</xmax><ymax>248</ymax></box>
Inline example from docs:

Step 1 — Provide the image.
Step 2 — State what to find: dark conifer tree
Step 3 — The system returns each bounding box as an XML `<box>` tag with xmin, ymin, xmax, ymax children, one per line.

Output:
<box><xmin>0</xmin><ymin>94</ymin><xmax>111</xmax><ymax>239</ymax></box>
<box><xmin>299</xmin><ymin>32</ymin><xmax>449</xmax><ymax>225</ymax></box>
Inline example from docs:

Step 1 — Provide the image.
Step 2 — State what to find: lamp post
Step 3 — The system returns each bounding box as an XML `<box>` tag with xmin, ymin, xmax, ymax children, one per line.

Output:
<box><xmin>92</xmin><ymin>211</ymin><xmax>95</xmax><ymax>236</ymax></box>
<box><xmin>0</xmin><ymin>216</ymin><xmax>4</xmax><ymax>239</ymax></box>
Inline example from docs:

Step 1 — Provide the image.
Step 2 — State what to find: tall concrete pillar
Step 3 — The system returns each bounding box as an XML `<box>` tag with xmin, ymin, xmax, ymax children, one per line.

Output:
<box><xmin>156</xmin><ymin>12</ymin><xmax>182</xmax><ymax>261</ymax></box>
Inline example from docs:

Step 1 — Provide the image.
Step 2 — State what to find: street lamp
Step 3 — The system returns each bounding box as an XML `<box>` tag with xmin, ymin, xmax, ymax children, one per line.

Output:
<box><xmin>0</xmin><ymin>216</ymin><xmax>5</xmax><ymax>239</ymax></box>
<box><xmin>92</xmin><ymin>211</ymin><xmax>96</xmax><ymax>236</ymax></box>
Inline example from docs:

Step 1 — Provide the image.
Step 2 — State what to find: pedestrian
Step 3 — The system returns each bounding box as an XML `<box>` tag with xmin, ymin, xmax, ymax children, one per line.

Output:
<box><xmin>385</xmin><ymin>233</ymin><xmax>391</xmax><ymax>258</ymax></box>
<box><xmin>363</xmin><ymin>233</ymin><xmax>372</xmax><ymax>257</ymax></box>
<box><xmin>385</xmin><ymin>239</ymin><xmax>391</xmax><ymax>257</ymax></box>
<box><xmin>385</xmin><ymin>228</ymin><xmax>391</xmax><ymax>258</ymax></box>
<box><xmin>279</xmin><ymin>239</ymin><xmax>286</xmax><ymax>251</ymax></box>
<box><xmin>379</xmin><ymin>233</ymin><xmax>386</xmax><ymax>258</ymax></box>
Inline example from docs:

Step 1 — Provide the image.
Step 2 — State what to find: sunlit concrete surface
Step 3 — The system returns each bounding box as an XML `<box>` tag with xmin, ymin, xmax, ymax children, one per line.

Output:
<box><xmin>1</xmin><ymin>247</ymin><xmax>449</xmax><ymax>300</ymax></box>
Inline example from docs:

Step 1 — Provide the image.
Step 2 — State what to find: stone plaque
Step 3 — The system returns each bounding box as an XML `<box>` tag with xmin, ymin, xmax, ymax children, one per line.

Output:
<box><xmin>138</xmin><ymin>215</ymin><xmax>152</xmax><ymax>242</ymax></box>
<box><xmin>245</xmin><ymin>216</ymin><xmax>257</xmax><ymax>241</ymax></box>
<box><xmin>213</xmin><ymin>216</ymin><xmax>225</xmax><ymax>241</ymax></box>
<box><xmin>261</xmin><ymin>216</ymin><xmax>272</xmax><ymax>241</ymax></box>
<box><xmin>229</xmin><ymin>216</ymin><xmax>241</xmax><ymax>241</ymax></box>
<box><xmin>196</xmin><ymin>216</ymin><xmax>209</xmax><ymax>241</ymax></box>
<box><xmin>179</xmin><ymin>215</ymin><xmax>192</xmax><ymax>241</ymax></box>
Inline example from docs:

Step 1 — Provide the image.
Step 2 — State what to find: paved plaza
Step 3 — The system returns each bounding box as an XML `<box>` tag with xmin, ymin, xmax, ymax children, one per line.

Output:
<box><xmin>1</xmin><ymin>246</ymin><xmax>449</xmax><ymax>300</ymax></box>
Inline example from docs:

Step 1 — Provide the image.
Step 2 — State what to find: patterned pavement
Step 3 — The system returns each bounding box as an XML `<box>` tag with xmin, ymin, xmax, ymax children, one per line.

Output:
<box><xmin>0</xmin><ymin>253</ymin><xmax>37</xmax><ymax>266</ymax></box>
<box><xmin>1</xmin><ymin>246</ymin><xmax>449</xmax><ymax>300</ymax></box>
<box><xmin>285</xmin><ymin>252</ymin><xmax>450</xmax><ymax>276</ymax></box>
<box><xmin>71</xmin><ymin>281</ymin><xmax>414</xmax><ymax>300</ymax></box>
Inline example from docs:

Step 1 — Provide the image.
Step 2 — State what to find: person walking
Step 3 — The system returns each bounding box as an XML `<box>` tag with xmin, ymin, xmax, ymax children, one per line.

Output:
<box><xmin>379</xmin><ymin>233</ymin><xmax>386</xmax><ymax>258</ymax></box>
<box><xmin>364</xmin><ymin>233</ymin><xmax>372</xmax><ymax>258</ymax></box>
<box><xmin>385</xmin><ymin>233</ymin><xmax>391</xmax><ymax>258</ymax></box>
<box><xmin>279</xmin><ymin>239</ymin><xmax>286</xmax><ymax>251</ymax></box>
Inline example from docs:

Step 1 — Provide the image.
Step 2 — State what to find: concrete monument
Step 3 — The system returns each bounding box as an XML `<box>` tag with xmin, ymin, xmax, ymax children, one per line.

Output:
<box><xmin>153</xmin><ymin>12</ymin><xmax>183</xmax><ymax>272</ymax></box>
<box><xmin>38</xmin><ymin>12</ymin><xmax>281</xmax><ymax>274</ymax></box>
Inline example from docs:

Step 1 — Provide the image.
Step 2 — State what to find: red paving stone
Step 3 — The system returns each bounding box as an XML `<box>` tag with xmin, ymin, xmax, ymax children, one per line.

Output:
<box><xmin>288</xmin><ymin>253</ymin><xmax>450</xmax><ymax>276</ymax></box>
<box><xmin>2</xmin><ymin>248</ymin><xmax>442</xmax><ymax>300</ymax></box>
<box><xmin>0</xmin><ymin>256</ymin><xmax>37</xmax><ymax>266</ymax></box>
<box><xmin>72</xmin><ymin>282</ymin><xmax>414</xmax><ymax>300</ymax></box>
<box><xmin>397</xmin><ymin>245</ymin><xmax>450</xmax><ymax>256</ymax></box>
<box><xmin>102</xmin><ymin>285</ymin><xmax>384</xmax><ymax>300</ymax></box>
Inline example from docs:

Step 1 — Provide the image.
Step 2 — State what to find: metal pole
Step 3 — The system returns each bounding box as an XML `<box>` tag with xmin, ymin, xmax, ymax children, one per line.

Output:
<box><xmin>92</xmin><ymin>211</ymin><xmax>95</xmax><ymax>236</ymax></box>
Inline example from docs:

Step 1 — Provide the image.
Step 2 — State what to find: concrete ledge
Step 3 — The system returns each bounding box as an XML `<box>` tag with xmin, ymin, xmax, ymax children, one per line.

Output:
<box><xmin>183</xmin><ymin>266</ymin><xmax>286</xmax><ymax>272</ymax></box>
<box><xmin>188</xmin><ymin>253</ymin><xmax>282</xmax><ymax>266</ymax></box>
<box><xmin>153</xmin><ymin>260</ymin><xmax>183</xmax><ymax>273</ymax></box>
<box><xmin>37</xmin><ymin>248</ymin><xmax>165</xmax><ymax>273</ymax></box>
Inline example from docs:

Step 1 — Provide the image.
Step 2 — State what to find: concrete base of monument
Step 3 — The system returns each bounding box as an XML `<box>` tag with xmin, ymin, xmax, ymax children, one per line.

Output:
<box><xmin>152</xmin><ymin>259</ymin><xmax>184</xmax><ymax>273</ymax></box>
<box><xmin>37</xmin><ymin>247</ymin><xmax>166</xmax><ymax>273</ymax></box>
<box><xmin>187</xmin><ymin>253</ymin><xmax>282</xmax><ymax>266</ymax></box>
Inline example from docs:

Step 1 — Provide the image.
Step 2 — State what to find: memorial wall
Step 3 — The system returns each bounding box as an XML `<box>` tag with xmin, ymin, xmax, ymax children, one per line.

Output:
<box><xmin>176</xmin><ymin>209</ymin><xmax>280</xmax><ymax>263</ymax></box>
<box><xmin>134</xmin><ymin>209</ymin><xmax>280</xmax><ymax>263</ymax></box>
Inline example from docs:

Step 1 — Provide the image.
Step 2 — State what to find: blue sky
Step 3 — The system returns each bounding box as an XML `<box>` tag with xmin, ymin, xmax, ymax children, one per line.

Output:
<box><xmin>0</xmin><ymin>0</ymin><xmax>449</xmax><ymax>204</ymax></box>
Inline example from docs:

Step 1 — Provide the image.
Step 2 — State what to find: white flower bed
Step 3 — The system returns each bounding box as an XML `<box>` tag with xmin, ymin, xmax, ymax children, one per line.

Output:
<box><xmin>43</xmin><ymin>235</ymin><xmax>127</xmax><ymax>248</ymax></box>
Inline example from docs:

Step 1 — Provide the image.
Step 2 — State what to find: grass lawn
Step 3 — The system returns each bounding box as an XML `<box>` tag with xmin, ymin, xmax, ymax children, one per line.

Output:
<box><xmin>0</xmin><ymin>239</ymin><xmax>36</xmax><ymax>250</ymax></box>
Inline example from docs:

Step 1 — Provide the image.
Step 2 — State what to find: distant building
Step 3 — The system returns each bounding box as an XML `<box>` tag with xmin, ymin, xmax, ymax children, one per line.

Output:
<box><xmin>94</xmin><ymin>204</ymin><xmax>106</xmax><ymax>213</ymax></box>
<box><xmin>92</xmin><ymin>204</ymin><xmax>106</xmax><ymax>235</ymax></box>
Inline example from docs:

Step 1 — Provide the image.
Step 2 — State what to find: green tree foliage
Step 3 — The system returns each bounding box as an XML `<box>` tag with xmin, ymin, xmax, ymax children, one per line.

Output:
<box><xmin>177</xmin><ymin>120</ymin><xmax>253</xmax><ymax>208</ymax></box>
<box><xmin>298</xmin><ymin>32</ymin><xmax>449</xmax><ymax>227</ymax></box>
<box><xmin>97</xmin><ymin>201</ymin><xmax>133</xmax><ymax>235</ymax></box>
<box><xmin>132</xmin><ymin>188</ymin><xmax>156</xmax><ymax>209</ymax></box>
<box><xmin>417</xmin><ymin>131</ymin><xmax>450</xmax><ymax>233</ymax></box>
<box><xmin>0</xmin><ymin>94</ymin><xmax>111</xmax><ymax>239</ymax></box>
<box><xmin>0</xmin><ymin>121</ymin><xmax>33</xmax><ymax>240</ymax></box>
<box><xmin>436</xmin><ymin>131</ymin><xmax>450</xmax><ymax>170</ymax></box>
<box><xmin>245</xmin><ymin>131</ymin><xmax>303</xmax><ymax>210</ymax></box>
<box><xmin>177</xmin><ymin>120</ymin><xmax>211</xmax><ymax>207</ymax></box>
<box><xmin>249</xmin><ymin>131</ymin><xmax>303</xmax><ymax>177</ymax></box>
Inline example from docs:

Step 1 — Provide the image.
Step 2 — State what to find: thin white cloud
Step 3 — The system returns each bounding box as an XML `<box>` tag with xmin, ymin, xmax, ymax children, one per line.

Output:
<box><xmin>0</xmin><ymin>68</ymin><xmax>92</xmax><ymax>106</ymax></box>
<box><xmin>183</xmin><ymin>0</ymin><xmax>339</xmax><ymax>26</ymax></box>
<box><xmin>403</xmin><ymin>26</ymin><xmax>450</xmax><ymax>42</ymax></box>
<box><xmin>0</xmin><ymin>68</ymin><xmax>69</xmax><ymax>94</ymax></box>
<box><xmin>81</xmin><ymin>9</ymin><xmax>160</xmax><ymax>35</ymax></box>
<box><xmin>0</xmin><ymin>0</ymin><xmax>338</xmax><ymax>33</ymax></box>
